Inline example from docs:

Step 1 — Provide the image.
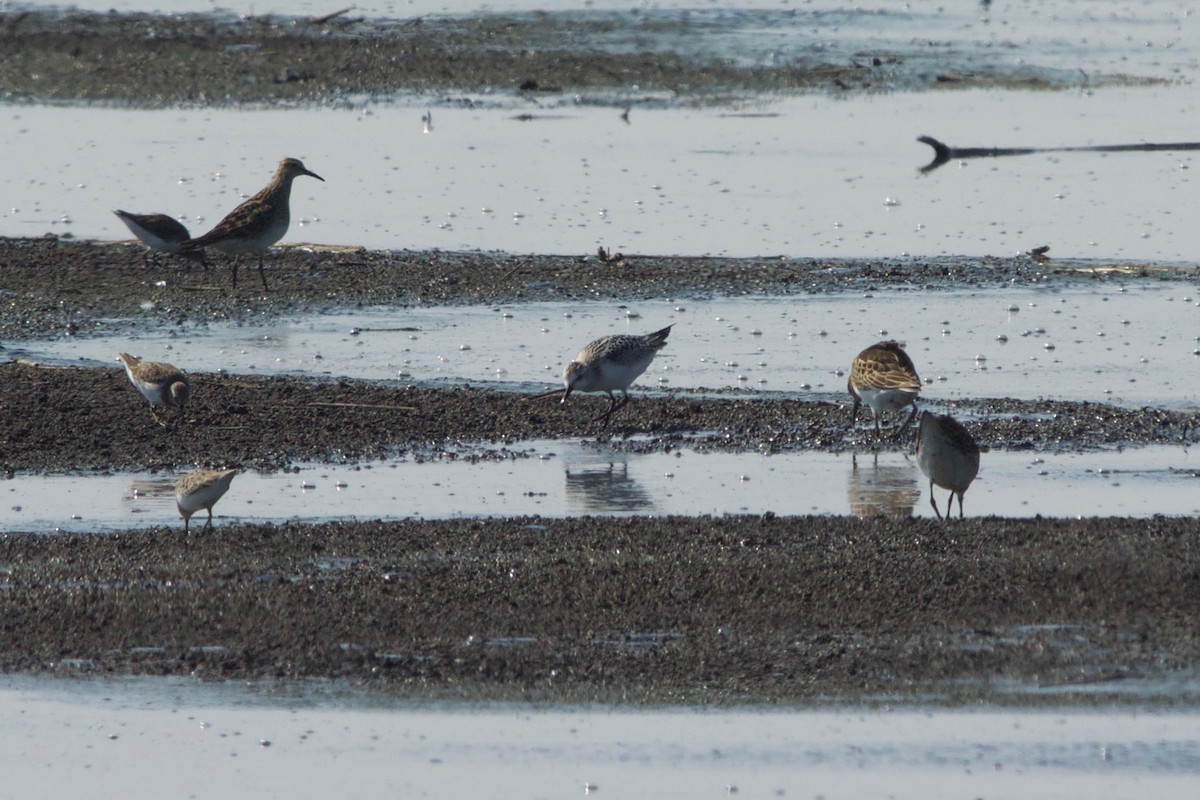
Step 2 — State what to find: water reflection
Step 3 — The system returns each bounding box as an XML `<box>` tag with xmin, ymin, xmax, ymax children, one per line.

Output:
<box><xmin>125</xmin><ymin>477</ymin><xmax>175</xmax><ymax>516</ymax></box>
<box><xmin>564</xmin><ymin>461</ymin><xmax>654</xmax><ymax>513</ymax></box>
<box><xmin>846</xmin><ymin>452</ymin><xmax>920</xmax><ymax>518</ymax></box>
<box><xmin>0</xmin><ymin>446</ymin><xmax>1195</xmax><ymax>532</ymax></box>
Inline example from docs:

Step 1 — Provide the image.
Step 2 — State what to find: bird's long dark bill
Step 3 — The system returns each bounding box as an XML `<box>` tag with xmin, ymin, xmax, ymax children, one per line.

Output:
<box><xmin>527</xmin><ymin>388</ymin><xmax>564</xmax><ymax>402</ymax></box>
<box><xmin>306</xmin><ymin>170</ymin><xmax>326</xmax><ymax>182</ymax></box>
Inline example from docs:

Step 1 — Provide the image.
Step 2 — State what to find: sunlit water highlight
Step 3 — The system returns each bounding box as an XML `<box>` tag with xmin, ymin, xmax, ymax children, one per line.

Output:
<box><xmin>18</xmin><ymin>283</ymin><xmax>1200</xmax><ymax>407</ymax></box>
<box><xmin>1</xmin><ymin>443</ymin><xmax>1195</xmax><ymax>533</ymax></box>
<box><xmin>3</xmin><ymin>675</ymin><xmax>1200</xmax><ymax>799</ymax></box>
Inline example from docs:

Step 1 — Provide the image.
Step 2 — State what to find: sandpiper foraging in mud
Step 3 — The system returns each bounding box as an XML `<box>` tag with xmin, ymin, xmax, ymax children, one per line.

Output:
<box><xmin>118</xmin><ymin>352</ymin><xmax>190</xmax><ymax>428</ymax></box>
<box><xmin>175</xmin><ymin>468</ymin><xmax>239</xmax><ymax>533</ymax></box>
<box><xmin>915</xmin><ymin>411</ymin><xmax>981</xmax><ymax>520</ymax></box>
<box><xmin>848</xmin><ymin>340</ymin><xmax>922</xmax><ymax>439</ymax></box>
<box><xmin>113</xmin><ymin>210</ymin><xmax>207</xmax><ymax>268</ymax></box>
<box><xmin>534</xmin><ymin>324</ymin><xmax>673</xmax><ymax>427</ymax></box>
<box><xmin>180</xmin><ymin>157</ymin><xmax>324</xmax><ymax>291</ymax></box>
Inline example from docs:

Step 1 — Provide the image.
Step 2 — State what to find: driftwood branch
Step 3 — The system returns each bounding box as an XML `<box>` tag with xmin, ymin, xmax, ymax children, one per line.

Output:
<box><xmin>309</xmin><ymin>7</ymin><xmax>354</xmax><ymax>24</ymax></box>
<box><xmin>918</xmin><ymin>134</ymin><xmax>1200</xmax><ymax>173</ymax></box>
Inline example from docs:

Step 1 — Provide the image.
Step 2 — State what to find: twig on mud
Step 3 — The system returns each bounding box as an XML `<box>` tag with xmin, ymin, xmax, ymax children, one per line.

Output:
<box><xmin>306</xmin><ymin>401</ymin><xmax>418</xmax><ymax>412</ymax></box>
<box><xmin>309</xmin><ymin>7</ymin><xmax>354</xmax><ymax>24</ymax></box>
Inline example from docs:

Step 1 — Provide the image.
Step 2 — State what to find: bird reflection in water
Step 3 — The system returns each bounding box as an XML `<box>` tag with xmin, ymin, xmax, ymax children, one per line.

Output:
<box><xmin>125</xmin><ymin>477</ymin><xmax>179</xmax><ymax>512</ymax></box>
<box><xmin>847</xmin><ymin>452</ymin><xmax>921</xmax><ymax>517</ymax></box>
<box><xmin>564</xmin><ymin>461</ymin><xmax>654</xmax><ymax>513</ymax></box>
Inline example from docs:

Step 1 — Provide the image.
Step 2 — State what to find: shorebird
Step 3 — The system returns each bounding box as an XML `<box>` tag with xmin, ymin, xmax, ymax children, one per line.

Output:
<box><xmin>118</xmin><ymin>352</ymin><xmax>190</xmax><ymax>428</ymax></box>
<box><xmin>534</xmin><ymin>324</ymin><xmax>673</xmax><ymax>427</ymax></box>
<box><xmin>915</xmin><ymin>411</ymin><xmax>981</xmax><ymax>520</ymax></box>
<box><xmin>175</xmin><ymin>468</ymin><xmax>239</xmax><ymax>532</ymax></box>
<box><xmin>848</xmin><ymin>340</ymin><xmax>922</xmax><ymax>438</ymax></box>
<box><xmin>113</xmin><ymin>210</ymin><xmax>206</xmax><ymax>268</ymax></box>
<box><xmin>180</xmin><ymin>157</ymin><xmax>324</xmax><ymax>290</ymax></box>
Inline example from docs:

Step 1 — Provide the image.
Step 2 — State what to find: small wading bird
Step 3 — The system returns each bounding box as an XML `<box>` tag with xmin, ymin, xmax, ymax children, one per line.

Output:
<box><xmin>175</xmin><ymin>469</ymin><xmax>239</xmax><ymax>533</ymax></box>
<box><xmin>532</xmin><ymin>324</ymin><xmax>674</xmax><ymax>427</ymax></box>
<box><xmin>180</xmin><ymin>157</ymin><xmax>324</xmax><ymax>291</ymax></box>
<box><xmin>112</xmin><ymin>210</ymin><xmax>207</xmax><ymax>268</ymax></box>
<box><xmin>847</xmin><ymin>340</ymin><xmax>922</xmax><ymax>438</ymax></box>
<box><xmin>915</xmin><ymin>411</ymin><xmax>981</xmax><ymax>520</ymax></box>
<box><xmin>118</xmin><ymin>352</ymin><xmax>190</xmax><ymax>428</ymax></box>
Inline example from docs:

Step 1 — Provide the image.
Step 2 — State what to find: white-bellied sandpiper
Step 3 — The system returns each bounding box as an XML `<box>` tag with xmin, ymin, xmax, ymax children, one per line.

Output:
<box><xmin>118</xmin><ymin>352</ymin><xmax>190</xmax><ymax>428</ymax></box>
<box><xmin>175</xmin><ymin>468</ymin><xmax>239</xmax><ymax>532</ymax></box>
<box><xmin>915</xmin><ymin>410</ymin><xmax>981</xmax><ymax>520</ymax></box>
<box><xmin>534</xmin><ymin>324</ymin><xmax>673</xmax><ymax>427</ymax></box>
<box><xmin>181</xmin><ymin>157</ymin><xmax>323</xmax><ymax>290</ymax></box>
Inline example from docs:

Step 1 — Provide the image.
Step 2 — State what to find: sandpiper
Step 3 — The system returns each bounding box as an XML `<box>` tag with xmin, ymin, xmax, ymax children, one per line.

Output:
<box><xmin>538</xmin><ymin>324</ymin><xmax>673</xmax><ymax>427</ymax></box>
<box><xmin>175</xmin><ymin>468</ymin><xmax>239</xmax><ymax>533</ymax></box>
<box><xmin>113</xmin><ymin>210</ymin><xmax>207</xmax><ymax>268</ymax></box>
<box><xmin>915</xmin><ymin>411</ymin><xmax>981</xmax><ymax>520</ymax></box>
<box><xmin>180</xmin><ymin>157</ymin><xmax>324</xmax><ymax>291</ymax></box>
<box><xmin>118</xmin><ymin>352</ymin><xmax>190</xmax><ymax>428</ymax></box>
<box><xmin>848</xmin><ymin>340</ymin><xmax>922</xmax><ymax>438</ymax></box>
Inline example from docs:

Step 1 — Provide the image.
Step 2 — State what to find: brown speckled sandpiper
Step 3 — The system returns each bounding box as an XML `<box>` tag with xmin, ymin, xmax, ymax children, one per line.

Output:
<box><xmin>118</xmin><ymin>352</ymin><xmax>190</xmax><ymax>428</ymax></box>
<box><xmin>848</xmin><ymin>340</ymin><xmax>922</xmax><ymax>438</ymax></box>
<box><xmin>181</xmin><ymin>157</ymin><xmax>323</xmax><ymax>290</ymax></box>
<box><xmin>175</xmin><ymin>468</ymin><xmax>239</xmax><ymax>533</ymax></box>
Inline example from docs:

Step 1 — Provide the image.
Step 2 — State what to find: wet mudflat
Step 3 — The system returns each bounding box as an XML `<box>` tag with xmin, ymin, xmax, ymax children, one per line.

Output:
<box><xmin>3</xmin><ymin>514</ymin><xmax>1199</xmax><ymax>706</ymax></box>
<box><xmin>0</xmin><ymin>8</ymin><xmax>1158</xmax><ymax>108</ymax></box>
<box><xmin>2</xmin><ymin>6</ymin><xmax>1199</xmax><ymax>707</ymax></box>
<box><xmin>2</xmin><ymin>242</ymin><xmax>1199</xmax><ymax>703</ymax></box>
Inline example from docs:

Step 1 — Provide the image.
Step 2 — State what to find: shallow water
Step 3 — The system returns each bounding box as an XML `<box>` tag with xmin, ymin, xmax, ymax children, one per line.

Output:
<box><xmin>3</xmin><ymin>675</ymin><xmax>1200</xmax><ymax>799</ymax></box>
<box><xmin>1</xmin><ymin>443</ymin><xmax>1194</xmax><ymax>532</ymax></box>
<box><xmin>18</xmin><ymin>283</ymin><xmax>1200</xmax><ymax>407</ymax></box>
<box><xmin>4</xmin><ymin>86</ymin><xmax>1200</xmax><ymax>261</ymax></box>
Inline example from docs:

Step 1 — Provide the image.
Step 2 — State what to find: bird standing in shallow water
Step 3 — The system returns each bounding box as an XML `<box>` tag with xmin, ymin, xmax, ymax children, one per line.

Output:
<box><xmin>118</xmin><ymin>352</ymin><xmax>190</xmax><ymax>428</ymax></box>
<box><xmin>915</xmin><ymin>411</ymin><xmax>981</xmax><ymax>520</ymax></box>
<box><xmin>180</xmin><ymin>157</ymin><xmax>324</xmax><ymax>291</ymax></box>
<box><xmin>539</xmin><ymin>324</ymin><xmax>673</xmax><ymax>428</ymax></box>
<box><xmin>175</xmin><ymin>469</ymin><xmax>239</xmax><ymax>533</ymax></box>
<box><xmin>848</xmin><ymin>340</ymin><xmax>922</xmax><ymax>439</ymax></box>
<box><xmin>113</xmin><ymin>210</ymin><xmax>207</xmax><ymax>268</ymax></box>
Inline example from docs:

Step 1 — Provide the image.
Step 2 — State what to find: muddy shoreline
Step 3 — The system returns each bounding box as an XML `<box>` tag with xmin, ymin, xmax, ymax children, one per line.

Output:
<box><xmin>3</xmin><ymin>514</ymin><xmax>1199</xmax><ymax>706</ymax></box>
<box><xmin>0</xmin><ymin>9</ymin><xmax>1162</xmax><ymax>108</ymax></box>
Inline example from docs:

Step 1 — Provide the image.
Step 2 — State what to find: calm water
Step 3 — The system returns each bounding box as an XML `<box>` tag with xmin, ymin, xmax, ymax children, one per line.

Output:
<box><xmin>4</xmin><ymin>675</ymin><xmax>1200</xmax><ymax>799</ymax></box>
<box><xmin>5</xmin><ymin>88</ymin><xmax>1200</xmax><ymax>259</ymax></box>
<box><xmin>1</xmin><ymin>444</ymin><xmax>1196</xmax><ymax>533</ymax></box>
<box><xmin>17</xmin><ymin>286</ymin><xmax>1200</xmax><ymax>407</ymax></box>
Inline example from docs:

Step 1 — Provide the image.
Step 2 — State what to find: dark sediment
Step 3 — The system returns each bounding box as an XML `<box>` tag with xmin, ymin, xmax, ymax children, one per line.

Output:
<box><xmin>3</xmin><ymin>514</ymin><xmax>1198</xmax><ymax>705</ymax></box>
<box><xmin>0</xmin><ymin>9</ymin><xmax>1162</xmax><ymax>108</ymax></box>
